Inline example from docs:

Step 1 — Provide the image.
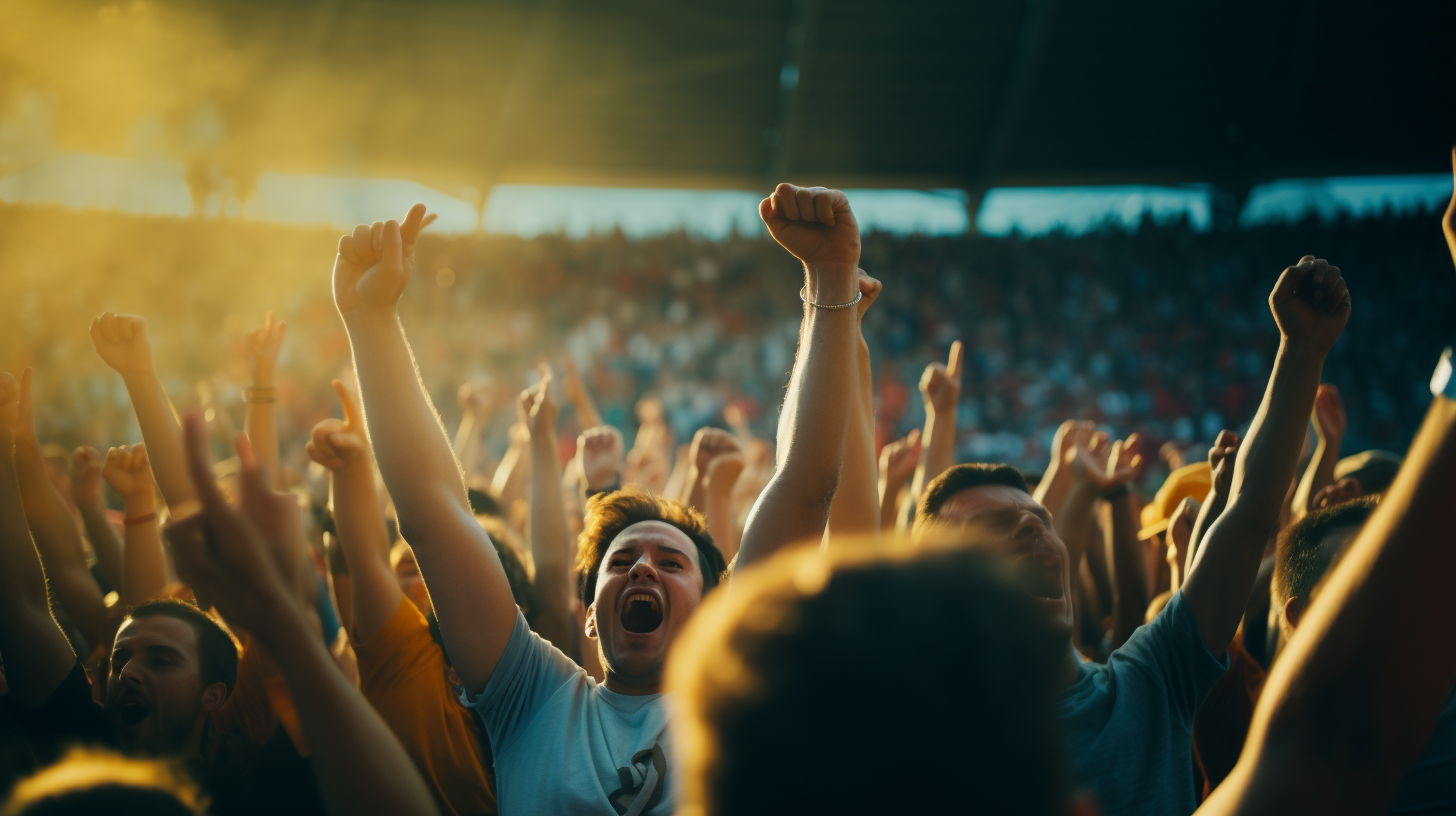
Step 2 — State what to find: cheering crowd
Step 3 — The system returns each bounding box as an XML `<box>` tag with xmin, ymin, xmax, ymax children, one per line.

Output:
<box><xmin>1</xmin><ymin>151</ymin><xmax>1456</xmax><ymax>816</ymax></box>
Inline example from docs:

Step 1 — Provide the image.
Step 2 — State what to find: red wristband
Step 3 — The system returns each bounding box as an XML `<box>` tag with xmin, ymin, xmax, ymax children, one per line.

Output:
<box><xmin>124</xmin><ymin>512</ymin><xmax>158</xmax><ymax>527</ymax></box>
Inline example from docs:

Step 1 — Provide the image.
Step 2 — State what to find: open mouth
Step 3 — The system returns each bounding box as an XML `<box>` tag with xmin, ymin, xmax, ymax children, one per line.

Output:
<box><xmin>118</xmin><ymin>702</ymin><xmax>149</xmax><ymax>726</ymax></box>
<box><xmin>620</xmin><ymin>592</ymin><xmax>664</xmax><ymax>634</ymax></box>
<box><xmin>1014</xmin><ymin>553</ymin><xmax>1065</xmax><ymax>601</ymax></box>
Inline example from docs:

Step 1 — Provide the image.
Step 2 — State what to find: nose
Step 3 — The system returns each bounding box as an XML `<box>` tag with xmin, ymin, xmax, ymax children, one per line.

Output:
<box><xmin>1011</xmin><ymin>511</ymin><xmax>1044</xmax><ymax>543</ymax></box>
<box><xmin>628</xmin><ymin>554</ymin><xmax>660</xmax><ymax>583</ymax></box>
<box><xmin>115</xmin><ymin>655</ymin><xmax>143</xmax><ymax>685</ymax></box>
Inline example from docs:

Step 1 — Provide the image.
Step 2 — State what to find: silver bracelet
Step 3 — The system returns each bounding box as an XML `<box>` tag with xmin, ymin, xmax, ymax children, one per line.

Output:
<box><xmin>799</xmin><ymin>286</ymin><xmax>862</xmax><ymax>310</ymax></box>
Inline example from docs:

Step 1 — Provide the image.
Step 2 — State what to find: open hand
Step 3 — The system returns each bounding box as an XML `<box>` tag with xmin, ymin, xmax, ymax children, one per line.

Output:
<box><xmin>1072</xmin><ymin>432</ymin><xmax>1142</xmax><ymax>493</ymax></box>
<box><xmin>165</xmin><ymin>414</ymin><xmax>302</xmax><ymax>639</ymax></box>
<box><xmin>71</xmin><ymin>447</ymin><xmax>104</xmax><ymax>507</ymax></box>
<box><xmin>89</xmin><ymin>313</ymin><xmax>155</xmax><ymax>378</ymax></box>
<box><xmin>1313</xmin><ymin>383</ymin><xmax>1346</xmax><ymax>441</ymax></box>
<box><xmin>1207</xmin><ymin>430</ymin><xmax>1240</xmax><ymax>497</ymax></box>
<box><xmin>577</xmin><ymin>425</ymin><xmax>625</xmax><ymax>492</ymax></box>
<box><xmin>332</xmin><ymin>204</ymin><xmax>437</xmax><ymax>316</ymax></box>
<box><xmin>878</xmin><ymin>428</ymin><xmax>921</xmax><ymax>485</ymax></box>
<box><xmin>102</xmin><ymin>444</ymin><xmax>154</xmax><ymax>502</ymax></box>
<box><xmin>920</xmin><ymin>341</ymin><xmax>964</xmax><ymax>415</ymax></box>
<box><xmin>305</xmin><ymin>380</ymin><xmax>369</xmax><ymax>471</ymax></box>
<box><xmin>1269</xmin><ymin>256</ymin><xmax>1351</xmax><ymax>352</ymax></box>
<box><xmin>518</xmin><ymin>366</ymin><xmax>559</xmax><ymax>437</ymax></box>
<box><xmin>759</xmin><ymin>183</ymin><xmax>861</xmax><ymax>272</ymax></box>
<box><xmin>243</xmin><ymin>310</ymin><xmax>287</xmax><ymax>379</ymax></box>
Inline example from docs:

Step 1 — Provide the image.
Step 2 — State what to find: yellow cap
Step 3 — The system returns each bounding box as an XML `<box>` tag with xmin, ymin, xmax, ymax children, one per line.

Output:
<box><xmin>1137</xmin><ymin>461</ymin><xmax>1212</xmax><ymax>540</ymax></box>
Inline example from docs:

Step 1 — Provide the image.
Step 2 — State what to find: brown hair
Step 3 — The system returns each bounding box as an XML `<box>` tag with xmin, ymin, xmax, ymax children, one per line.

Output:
<box><xmin>575</xmin><ymin>487</ymin><xmax>726</xmax><ymax>606</ymax></box>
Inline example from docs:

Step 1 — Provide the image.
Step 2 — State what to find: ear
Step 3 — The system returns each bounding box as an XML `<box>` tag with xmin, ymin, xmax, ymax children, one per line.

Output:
<box><xmin>584</xmin><ymin>603</ymin><xmax>598</xmax><ymax>641</ymax></box>
<box><xmin>1283</xmin><ymin>595</ymin><xmax>1308</xmax><ymax>631</ymax></box>
<box><xmin>200</xmin><ymin>681</ymin><xmax>228</xmax><ymax>712</ymax></box>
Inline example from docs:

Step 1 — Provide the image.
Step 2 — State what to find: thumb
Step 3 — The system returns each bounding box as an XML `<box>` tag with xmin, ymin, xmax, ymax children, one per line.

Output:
<box><xmin>946</xmin><ymin>341</ymin><xmax>964</xmax><ymax>384</ymax></box>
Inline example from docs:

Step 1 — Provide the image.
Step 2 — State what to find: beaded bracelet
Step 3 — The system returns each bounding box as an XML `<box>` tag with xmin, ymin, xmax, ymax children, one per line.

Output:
<box><xmin>799</xmin><ymin>286</ymin><xmax>863</xmax><ymax>310</ymax></box>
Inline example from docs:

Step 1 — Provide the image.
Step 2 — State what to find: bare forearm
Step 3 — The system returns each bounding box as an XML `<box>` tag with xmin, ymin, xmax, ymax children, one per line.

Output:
<box><xmin>120</xmin><ymin>369</ymin><xmax>196</xmax><ymax>510</ymax></box>
<box><xmin>14</xmin><ymin>436</ymin><xmax>105</xmax><ymax>639</ymax></box>
<box><xmin>77</xmin><ymin>502</ymin><xmax>124</xmax><ymax>591</ymax></box>
<box><xmin>572</xmin><ymin>395</ymin><xmax>604</xmax><ymax>434</ymax></box>
<box><xmin>244</xmin><ymin>368</ymin><xmax>284</xmax><ymax>490</ymax></box>
<box><xmin>120</xmin><ymin>491</ymin><xmax>166</xmax><ymax>604</ymax></box>
<box><xmin>1186</xmin><ymin>489</ymin><xmax>1228</xmax><ymax>577</ymax></box>
<box><xmin>1053</xmin><ymin>480</ymin><xmax>1100</xmax><ymax>568</ymax></box>
<box><xmin>878</xmin><ymin>475</ymin><xmax>907</xmax><ymax>530</ymax></box>
<box><xmin>1291</xmin><ymin>433</ymin><xmax>1340</xmax><ymax>523</ymax></box>
<box><xmin>1185</xmin><ymin>341</ymin><xmax>1325</xmax><ymax>652</ymax></box>
<box><xmin>1106</xmin><ymin>493</ymin><xmax>1147</xmax><ymax>649</ymax></box>
<box><xmin>490</xmin><ymin>443</ymin><xmax>528</xmax><ymax>510</ymax></box>
<box><xmin>705</xmin><ymin>483</ymin><xmax>741</xmax><ymax>563</ymax></box>
<box><xmin>262</xmin><ymin>604</ymin><xmax>441</xmax><ymax>816</ymax></box>
<box><xmin>910</xmin><ymin>407</ymin><xmax>956</xmax><ymax>503</ymax></box>
<box><xmin>739</xmin><ymin>273</ymin><xmax>859</xmax><ymax>568</ymax></box>
<box><xmin>330</xmin><ymin>466</ymin><xmax>400</xmax><ymax>642</ymax></box>
<box><xmin>527</xmin><ymin>433</ymin><xmax>577</xmax><ymax>653</ymax></box>
<box><xmin>827</xmin><ymin>338</ymin><xmax>881</xmax><ymax>539</ymax></box>
<box><xmin>1216</xmin><ymin>398</ymin><xmax>1456</xmax><ymax>816</ymax></box>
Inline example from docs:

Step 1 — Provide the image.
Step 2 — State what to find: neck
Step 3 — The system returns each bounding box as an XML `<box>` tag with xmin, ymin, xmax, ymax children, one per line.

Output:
<box><xmin>603</xmin><ymin>671</ymin><xmax>662</xmax><ymax>696</ymax></box>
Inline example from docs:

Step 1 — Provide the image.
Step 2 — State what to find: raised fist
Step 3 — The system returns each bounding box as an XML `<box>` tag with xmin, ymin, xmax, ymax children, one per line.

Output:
<box><xmin>1313</xmin><ymin>383</ymin><xmax>1346</xmax><ymax>441</ymax></box>
<box><xmin>1269</xmin><ymin>256</ymin><xmax>1351</xmax><ymax>352</ymax></box>
<box><xmin>90</xmin><ymin>313</ymin><xmax>154</xmax><ymax>378</ymax></box>
<box><xmin>517</xmin><ymin>366</ymin><xmax>559</xmax><ymax>438</ymax></box>
<box><xmin>1207</xmin><ymin>430</ymin><xmax>1241</xmax><ymax>498</ymax></box>
<box><xmin>305</xmin><ymin>381</ymin><xmax>369</xmax><ymax>471</ymax></box>
<box><xmin>243</xmin><ymin>310</ymin><xmax>287</xmax><ymax>376</ymax></box>
<box><xmin>878</xmin><ymin>428</ymin><xmax>921</xmax><ymax>485</ymax></box>
<box><xmin>332</xmin><ymin>204</ymin><xmax>437</xmax><ymax>316</ymax></box>
<box><xmin>102</xmin><ymin>444</ymin><xmax>154</xmax><ymax>501</ymax></box>
<box><xmin>919</xmin><ymin>341</ymin><xmax>964</xmax><ymax>415</ymax></box>
<box><xmin>759</xmin><ymin>183</ymin><xmax>861</xmax><ymax>271</ymax></box>
<box><xmin>71</xmin><ymin>447</ymin><xmax>105</xmax><ymax>506</ymax></box>
<box><xmin>577</xmin><ymin>425</ymin><xmax>626</xmax><ymax>492</ymax></box>
<box><xmin>689</xmin><ymin>427</ymin><xmax>745</xmax><ymax>490</ymax></box>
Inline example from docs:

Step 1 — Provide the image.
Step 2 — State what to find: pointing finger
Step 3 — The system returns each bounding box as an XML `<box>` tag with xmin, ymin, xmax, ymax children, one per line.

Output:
<box><xmin>947</xmin><ymin>341</ymin><xmax>964</xmax><ymax>383</ymax></box>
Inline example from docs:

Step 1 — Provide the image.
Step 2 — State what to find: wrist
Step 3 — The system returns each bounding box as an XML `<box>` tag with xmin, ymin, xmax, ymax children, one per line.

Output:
<box><xmin>250</xmin><ymin>368</ymin><xmax>276</xmax><ymax>388</ymax></box>
<box><xmin>1277</xmin><ymin>337</ymin><xmax>1330</xmax><ymax>365</ymax></box>
<box><xmin>124</xmin><ymin>494</ymin><xmax>157</xmax><ymax>516</ymax></box>
<box><xmin>803</xmin><ymin>264</ymin><xmax>858</xmax><ymax>303</ymax></box>
<box><xmin>117</xmin><ymin>362</ymin><xmax>158</xmax><ymax>384</ymax></box>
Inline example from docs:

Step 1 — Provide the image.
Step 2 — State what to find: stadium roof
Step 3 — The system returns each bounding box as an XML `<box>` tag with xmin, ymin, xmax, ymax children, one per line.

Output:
<box><xmin>5</xmin><ymin>0</ymin><xmax>1453</xmax><ymax>211</ymax></box>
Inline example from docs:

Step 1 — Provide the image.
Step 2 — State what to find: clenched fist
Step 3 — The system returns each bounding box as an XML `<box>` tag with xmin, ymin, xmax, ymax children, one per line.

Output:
<box><xmin>90</xmin><ymin>313</ymin><xmax>155</xmax><ymax>378</ymax></box>
<box><xmin>577</xmin><ymin>426</ymin><xmax>626</xmax><ymax>493</ymax></box>
<box><xmin>1269</xmin><ymin>256</ymin><xmax>1351</xmax><ymax>352</ymax></box>
<box><xmin>102</xmin><ymin>444</ymin><xmax>155</xmax><ymax>502</ymax></box>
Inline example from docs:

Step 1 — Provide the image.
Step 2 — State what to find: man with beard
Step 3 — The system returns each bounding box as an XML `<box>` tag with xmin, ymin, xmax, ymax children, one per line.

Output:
<box><xmin>914</xmin><ymin>255</ymin><xmax>1351</xmax><ymax>816</ymax></box>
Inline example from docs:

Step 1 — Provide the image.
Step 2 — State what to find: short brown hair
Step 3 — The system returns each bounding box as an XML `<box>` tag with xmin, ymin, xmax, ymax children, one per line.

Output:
<box><xmin>913</xmin><ymin>463</ymin><xmax>1030</xmax><ymax>539</ymax></box>
<box><xmin>575</xmin><ymin>487</ymin><xmax>726</xmax><ymax>606</ymax></box>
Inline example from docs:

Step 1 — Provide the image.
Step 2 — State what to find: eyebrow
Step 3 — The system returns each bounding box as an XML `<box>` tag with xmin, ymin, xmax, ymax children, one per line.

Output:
<box><xmin>605</xmin><ymin>542</ymin><xmax>697</xmax><ymax>564</ymax></box>
<box><xmin>962</xmin><ymin>505</ymin><xmax>1053</xmax><ymax>528</ymax></box>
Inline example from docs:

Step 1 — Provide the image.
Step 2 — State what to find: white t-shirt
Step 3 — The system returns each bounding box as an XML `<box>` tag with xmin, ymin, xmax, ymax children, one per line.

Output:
<box><xmin>460</xmin><ymin>610</ymin><xmax>673</xmax><ymax>815</ymax></box>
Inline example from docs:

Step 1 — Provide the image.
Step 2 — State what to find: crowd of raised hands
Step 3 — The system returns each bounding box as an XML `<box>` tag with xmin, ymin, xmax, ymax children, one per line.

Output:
<box><xmin>1</xmin><ymin>151</ymin><xmax>1455</xmax><ymax>816</ymax></box>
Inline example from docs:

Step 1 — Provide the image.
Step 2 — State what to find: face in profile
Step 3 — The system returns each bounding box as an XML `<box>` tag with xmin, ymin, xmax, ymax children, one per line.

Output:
<box><xmin>587</xmin><ymin>520</ymin><xmax>706</xmax><ymax>688</ymax></box>
<box><xmin>106</xmin><ymin>616</ymin><xmax>223</xmax><ymax>755</ymax></box>
<box><xmin>391</xmin><ymin>545</ymin><xmax>433</xmax><ymax>618</ymax></box>
<box><xmin>930</xmin><ymin>485</ymin><xmax>1075</xmax><ymax>635</ymax></box>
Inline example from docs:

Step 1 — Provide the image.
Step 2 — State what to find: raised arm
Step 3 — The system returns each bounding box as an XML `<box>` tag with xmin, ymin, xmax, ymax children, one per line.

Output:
<box><xmin>877</xmin><ymin>429</ymin><xmax>920</xmax><ymax>530</ymax></box>
<box><xmin>738</xmin><ymin>184</ymin><xmax>864</xmax><ymax>569</ymax></box>
<box><xmin>101</xmin><ymin>443</ymin><xmax>167</xmax><ymax>605</ymax></box>
<box><xmin>1183</xmin><ymin>257</ymin><xmax>1350</xmax><ymax>655</ymax></box>
<box><xmin>167</xmin><ymin>414</ymin><xmax>439</xmax><ymax>816</ymax></box>
<box><xmin>827</xmin><ymin>273</ymin><xmax>885</xmax><ymax>540</ymax></box>
<box><xmin>563</xmin><ymin>357</ymin><xmax>605</xmax><ymax>432</ymax></box>
<box><xmin>906</xmin><ymin>342</ymin><xmax>963</xmax><ymax>515</ymax></box>
<box><xmin>242</xmin><ymin>310</ymin><xmax>288</xmax><ymax>490</ymax></box>
<box><xmin>10</xmin><ymin>369</ymin><xmax>107</xmax><ymax>644</ymax></box>
<box><xmin>1099</xmin><ymin>438</ymin><xmax>1148</xmax><ymax>649</ymax></box>
<box><xmin>1199</xmin><ymin>385</ymin><xmax>1456</xmax><ymax>816</ymax></box>
<box><xmin>520</xmin><ymin>371</ymin><xmax>579</xmax><ymax>657</ymax></box>
<box><xmin>1186</xmin><ymin>431</ymin><xmax>1239</xmax><ymax>575</ymax></box>
<box><xmin>305</xmin><ymin>380</ymin><xmax>400</xmax><ymax>643</ymax></box>
<box><xmin>333</xmin><ymin>206</ymin><xmax>516</xmax><ymax>696</ymax></box>
<box><xmin>682</xmin><ymin>428</ymin><xmax>747</xmax><ymax>560</ymax></box>
<box><xmin>70</xmin><ymin>446</ymin><xmax>124</xmax><ymax>592</ymax></box>
<box><xmin>1033</xmin><ymin>420</ymin><xmax>1088</xmax><ymax>515</ymax></box>
<box><xmin>0</xmin><ymin>371</ymin><xmax>80</xmax><ymax>708</ymax></box>
<box><xmin>90</xmin><ymin>313</ymin><xmax>197</xmax><ymax>512</ymax></box>
<box><xmin>1289</xmin><ymin>384</ymin><xmax>1344</xmax><ymax>523</ymax></box>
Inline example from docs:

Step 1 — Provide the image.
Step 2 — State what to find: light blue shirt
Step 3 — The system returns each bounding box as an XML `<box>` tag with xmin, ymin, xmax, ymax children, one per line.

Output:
<box><xmin>1060</xmin><ymin>591</ymin><xmax>1229</xmax><ymax>816</ymax></box>
<box><xmin>461</xmin><ymin>611</ymin><xmax>674</xmax><ymax>815</ymax></box>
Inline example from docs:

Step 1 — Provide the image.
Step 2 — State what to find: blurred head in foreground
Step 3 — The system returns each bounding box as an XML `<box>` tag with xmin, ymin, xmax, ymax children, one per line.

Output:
<box><xmin>666</xmin><ymin>540</ymin><xmax>1071</xmax><ymax>816</ymax></box>
<box><xmin>3</xmin><ymin>747</ymin><xmax>205</xmax><ymax>816</ymax></box>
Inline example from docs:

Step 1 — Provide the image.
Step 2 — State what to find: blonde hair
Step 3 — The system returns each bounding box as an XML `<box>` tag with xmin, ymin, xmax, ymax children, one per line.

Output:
<box><xmin>3</xmin><ymin>747</ymin><xmax>207</xmax><ymax>816</ymax></box>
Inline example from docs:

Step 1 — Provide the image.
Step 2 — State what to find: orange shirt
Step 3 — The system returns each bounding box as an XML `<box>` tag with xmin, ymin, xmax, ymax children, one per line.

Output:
<box><xmin>354</xmin><ymin>597</ymin><xmax>497</xmax><ymax>816</ymax></box>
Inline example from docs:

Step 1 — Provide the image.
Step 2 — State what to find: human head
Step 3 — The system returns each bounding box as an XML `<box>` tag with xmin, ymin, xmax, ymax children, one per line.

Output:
<box><xmin>667</xmin><ymin>541</ymin><xmax>1071</xmax><ymax>816</ymax></box>
<box><xmin>2</xmin><ymin>747</ymin><xmax>205</xmax><ymax>816</ymax></box>
<box><xmin>913</xmin><ymin>463</ymin><xmax>1074</xmax><ymax>634</ymax></box>
<box><xmin>1333</xmin><ymin>450</ymin><xmax>1402</xmax><ymax>497</ymax></box>
<box><xmin>107</xmin><ymin>601</ymin><xmax>238</xmax><ymax>755</ymax></box>
<box><xmin>1273</xmin><ymin>497</ymin><xmax>1378</xmax><ymax>640</ymax></box>
<box><xmin>576</xmin><ymin>487</ymin><xmax>725</xmax><ymax>689</ymax></box>
<box><xmin>390</xmin><ymin>542</ymin><xmax>432</xmax><ymax>618</ymax></box>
